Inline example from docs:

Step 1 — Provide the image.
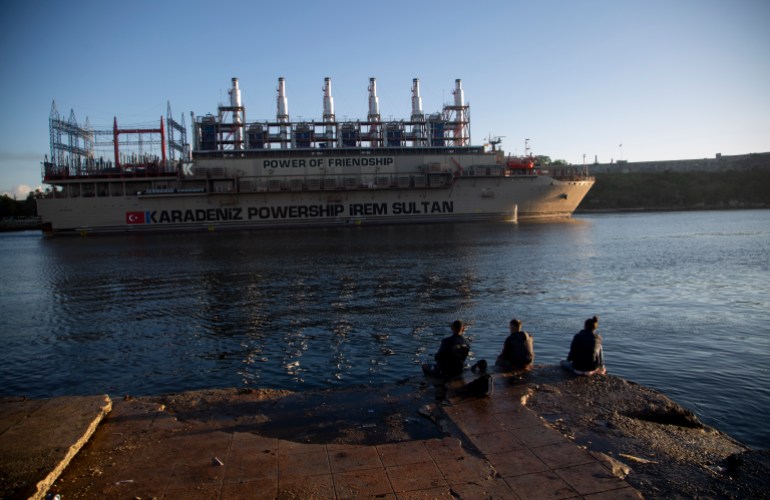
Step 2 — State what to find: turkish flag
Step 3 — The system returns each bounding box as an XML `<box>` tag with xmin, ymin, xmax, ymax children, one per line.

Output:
<box><xmin>125</xmin><ymin>211</ymin><xmax>145</xmax><ymax>224</ymax></box>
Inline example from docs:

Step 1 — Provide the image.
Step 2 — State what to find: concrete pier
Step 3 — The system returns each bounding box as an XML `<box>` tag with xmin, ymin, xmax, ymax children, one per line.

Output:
<box><xmin>0</xmin><ymin>395</ymin><xmax>111</xmax><ymax>499</ymax></box>
<box><xmin>1</xmin><ymin>373</ymin><xmax>641</xmax><ymax>499</ymax></box>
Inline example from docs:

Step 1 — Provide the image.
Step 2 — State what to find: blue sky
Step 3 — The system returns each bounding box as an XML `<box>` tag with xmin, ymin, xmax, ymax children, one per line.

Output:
<box><xmin>1</xmin><ymin>0</ymin><xmax>769</xmax><ymax>197</ymax></box>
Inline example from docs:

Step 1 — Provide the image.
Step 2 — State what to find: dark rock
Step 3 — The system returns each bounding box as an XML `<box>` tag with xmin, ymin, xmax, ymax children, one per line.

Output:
<box><xmin>628</xmin><ymin>404</ymin><xmax>703</xmax><ymax>429</ymax></box>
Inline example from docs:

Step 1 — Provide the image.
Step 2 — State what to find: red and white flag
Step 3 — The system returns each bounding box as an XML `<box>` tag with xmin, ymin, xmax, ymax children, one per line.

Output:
<box><xmin>125</xmin><ymin>212</ymin><xmax>145</xmax><ymax>224</ymax></box>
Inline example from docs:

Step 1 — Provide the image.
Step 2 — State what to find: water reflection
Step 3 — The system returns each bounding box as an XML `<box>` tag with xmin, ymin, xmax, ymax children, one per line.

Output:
<box><xmin>2</xmin><ymin>211</ymin><xmax>769</xmax><ymax>448</ymax></box>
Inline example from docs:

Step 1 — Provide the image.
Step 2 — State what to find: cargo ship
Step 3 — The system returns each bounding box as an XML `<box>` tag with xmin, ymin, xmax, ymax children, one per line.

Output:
<box><xmin>38</xmin><ymin>77</ymin><xmax>594</xmax><ymax>235</ymax></box>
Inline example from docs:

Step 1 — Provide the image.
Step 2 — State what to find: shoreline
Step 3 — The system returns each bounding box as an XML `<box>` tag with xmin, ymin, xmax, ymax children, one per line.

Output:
<box><xmin>3</xmin><ymin>365</ymin><xmax>768</xmax><ymax>498</ymax></box>
<box><xmin>1</xmin><ymin>206</ymin><xmax>768</xmax><ymax>234</ymax></box>
<box><xmin>576</xmin><ymin>205</ymin><xmax>770</xmax><ymax>214</ymax></box>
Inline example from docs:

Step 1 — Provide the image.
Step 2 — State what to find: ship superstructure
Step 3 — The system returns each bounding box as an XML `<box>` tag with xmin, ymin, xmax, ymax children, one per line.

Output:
<box><xmin>38</xmin><ymin>77</ymin><xmax>594</xmax><ymax>235</ymax></box>
<box><xmin>192</xmin><ymin>76</ymin><xmax>468</xmax><ymax>152</ymax></box>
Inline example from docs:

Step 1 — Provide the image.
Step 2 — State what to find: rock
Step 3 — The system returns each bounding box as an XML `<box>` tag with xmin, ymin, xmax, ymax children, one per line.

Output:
<box><xmin>628</xmin><ymin>404</ymin><xmax>703</xmax><ymax>429</ymax></box>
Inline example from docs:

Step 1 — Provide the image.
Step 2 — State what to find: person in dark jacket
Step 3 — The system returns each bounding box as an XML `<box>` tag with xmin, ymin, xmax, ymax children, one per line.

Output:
<box><xmin>422</xmin><ymin>320</ymin><xmax>470</xmax><ymax>378</ymax></box>
<box><xmin>495</xmin><ymin>318</ymin><xmax>535</xmax><ymax>371</ymax></box>
<box><xmin>561</xmin><ymin>315</ymin><xmax>606</xmax><ymax>375</ymax></box>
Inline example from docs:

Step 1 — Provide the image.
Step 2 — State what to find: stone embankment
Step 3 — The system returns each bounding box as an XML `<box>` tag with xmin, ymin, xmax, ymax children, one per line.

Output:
<box><xmin>587</xmin><ymin>151</ymin><xmax>770</xmax><ymax>174</ymax></box>
<box><xmin>577</xmin><ymin>152</ymin><xmax>770</xmax><ymax>211</ymax></box>
<box><xmin>0</xmin><ymin>216</ymin><xmax>41</xmax><ymax>232</ymax></box>
<box><xmin>2</xmin><ymin>366</ymin><xmax>768</xmax><ymax>499</ymax></box>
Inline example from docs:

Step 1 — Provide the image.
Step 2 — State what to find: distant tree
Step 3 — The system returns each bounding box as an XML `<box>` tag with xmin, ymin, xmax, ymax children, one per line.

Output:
<box><xmin>0</xmin><ymin>191</ymin><xmax>38</xmax><ymax>218</ymax></box>
<box><xmin>0</xmin><ymin>194</ymin><xmax>19</xmax><ymax>218</ymax></box>
<box><xmin>535</xmin><ymin>155</ymin><xmax>552</xmax><ymax>165</ymax></box>
<box><xmin>22</xmin><ymin>190</ymin><xmax>39</xmax><ymax>216</ymax></box>
<box><xmin>552</xmin><ymin>159</ymin><xmax>569</xmax><ymax>166</ymax></box>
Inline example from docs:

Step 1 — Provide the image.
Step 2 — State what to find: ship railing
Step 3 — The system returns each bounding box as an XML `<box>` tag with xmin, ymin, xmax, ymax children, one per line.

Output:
<box><xmin>188</xmin><ymin>166</ymin><xmax>226</xmax><ymax>178</ymax></box>
<box><xmin>232</xmin><ymin>167</ymin><xmax>529</xmax><ymax>193</ymax></box>
<box><xmin>41</xmin><ymin>160</ymin><xmax>177</xmax><ymax>181</ymax></box>
<box><xmin>469</xmin><ymin>165</ymin><xmax>505</xmax><ymax>176</ymax></box>
<box><xmin>236</xmin><ymin>173</ymin><xmax>453</xmax><ymax>193</ymax></box>
<box><xmin>550</xmin><ymin>167</ymin><xmax>595</xmax><ymax>181</ymax></box>
<box><xmin>504</xmin><ymin>169</ymin><xmax>538</xmax><ymax>177</ymax></box>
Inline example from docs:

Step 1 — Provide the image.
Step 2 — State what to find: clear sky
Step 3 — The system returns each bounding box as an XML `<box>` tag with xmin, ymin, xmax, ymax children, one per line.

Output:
<box><xmin>1</xmin><ymin>0</ymin><xmax>769</xmax><ymax>198</ymax></box>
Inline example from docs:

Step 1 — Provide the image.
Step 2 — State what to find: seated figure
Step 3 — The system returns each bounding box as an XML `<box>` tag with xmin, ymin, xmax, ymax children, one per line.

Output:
<box><xmin>495</xmin><ymin>318</ymin><xmax>534</xmax><ymax>371</ymax></box>
<box><xmin>422</xmin><ymin>320</ymin><xmax>470</xmax><ymax>379</ymax></box>
<box><xmin>561</xmin><ymin>315</ymin><xmax>606</xmax><ymax>376</ymax></box>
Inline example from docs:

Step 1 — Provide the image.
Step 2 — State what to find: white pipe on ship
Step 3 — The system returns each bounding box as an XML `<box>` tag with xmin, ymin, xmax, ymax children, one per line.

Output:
<box><xmin>276</xmin><ymin>77</ymin><xmax>289</xmax><ymax>122</ymax></box>
<box><xmin>453</xmin><ymin>78</ymin><xmax>466</xmax><ymax>146</ymax></box>
<box><xmin>229</xmin><ymin>77</ymin><xmax>242</xmax><ymax>108</ymax></box>
<box><xmin>411</xmin><ymin>78</ymin><xmax>423</xmax><ymax>120</ymax></box>
<box><xmin>322</xmin><ymin>77</ymin><xmax>335</xmax><ymax>122</ymax></box>
<box><xmin>453</xmin><ymin>78</ymin><xmax>464</xmax><ymax>108</ymax></box>
<box><xmin>276</xmin><ymin>77</ymin><xmax>289</xmax><ymax>148</ymax></box>
<box><xmin>368</xmin><ymin>77</ymin><xmax>380</xmax><ymax>121</ymax></box>
<box><xmin>322</xmin><ymin>77</ymin><xmax>335</xmax><ymax>140</ymax></box>
<box><xmin>229</xmin><ymin>77</ymin><xmax>243</xmax><ymax>149</ymax></box>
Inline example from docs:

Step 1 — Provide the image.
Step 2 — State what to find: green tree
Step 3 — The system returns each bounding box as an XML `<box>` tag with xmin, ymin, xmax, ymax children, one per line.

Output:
<box><xmin>0</xmin><ymin>190</ymin><xmax>39</xmax><ymax>218</ymax></box>
<box><xmin>0</xmin><ymin>194</ymin><xmax>20</xmax><ymax>218</ymax></box>
<box><xmin>22</xmin><ymin>190</ymin><xmax>40</xmax><ymax>216</ymax></box>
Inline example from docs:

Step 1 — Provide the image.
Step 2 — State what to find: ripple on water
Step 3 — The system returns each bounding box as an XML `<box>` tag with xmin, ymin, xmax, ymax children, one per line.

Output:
<box><xmin>1</xmin><ymin>212</ymin><xmax>769</xmax><ymax>448</ymax></box>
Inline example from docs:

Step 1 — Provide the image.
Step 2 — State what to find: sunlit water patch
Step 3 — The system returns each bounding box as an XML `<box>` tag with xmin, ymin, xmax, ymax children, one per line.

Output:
<box><xmin>1</xmin><ymin>209</ymin><xmax>768</xmax><ymax>448</ymax></box>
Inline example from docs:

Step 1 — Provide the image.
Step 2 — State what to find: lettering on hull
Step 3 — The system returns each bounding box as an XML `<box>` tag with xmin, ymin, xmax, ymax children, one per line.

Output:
<box><xmin>125</xmin><ymin>201</ymin><xmax>454</xmax><ymax>226</ymax></box>
<box><xmin>262</xmin><ymin>157</ymin><xmax>395</xmax><ymax>169</ymax></box>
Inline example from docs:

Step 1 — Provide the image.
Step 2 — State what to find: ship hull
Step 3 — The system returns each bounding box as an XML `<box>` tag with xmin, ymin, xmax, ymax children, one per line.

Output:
<box><xmin>37</xmin><ymin>175</ymin><xmax>593</xmax><ymax>235</ymax></box>
<box><xmin>41</xmin><ymin>76</ymin><xmax>596</xmax><ymax>235</ymax></box>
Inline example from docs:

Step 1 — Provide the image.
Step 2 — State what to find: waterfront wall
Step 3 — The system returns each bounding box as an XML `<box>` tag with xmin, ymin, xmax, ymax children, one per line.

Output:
<box><xmin>580</xmin><ymin>168</ymin><xmax>770</xmax><ymax>211</ymax></box>
<box><xmin>586</xmin><ymin>152</ymin><xmax>770</xmax><ymax>175</ymax></box>
<box><xmin>0</xmin><ymin>216</ymin><xmax>42</xmax><ymax>231</ymax></box>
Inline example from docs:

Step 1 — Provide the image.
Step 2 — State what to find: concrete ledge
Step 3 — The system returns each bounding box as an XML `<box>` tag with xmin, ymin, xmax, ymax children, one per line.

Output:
<box><xmin>0</xmin><ymin>395</ymin><xmax>112</xmax><ymax>500</ymax></box>
<box><xmin>3</xmin><ymin>366</ymin><xmax>766</xmax><ymax>498</ymax></box>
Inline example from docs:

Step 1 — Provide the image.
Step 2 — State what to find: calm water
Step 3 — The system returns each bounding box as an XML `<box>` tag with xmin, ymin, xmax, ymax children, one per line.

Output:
<box><xmin>1</xmin><ymin>210</ymin><xmax>768</xmax><ymax>449</ymax></box>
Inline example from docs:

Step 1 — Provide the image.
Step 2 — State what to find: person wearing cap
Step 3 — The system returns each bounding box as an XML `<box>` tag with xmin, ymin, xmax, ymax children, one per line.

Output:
<box><xmin>422</xmin><ymin>320</ymin><xmax>470</xmax><ymax>378</ymax></box>
<box><xmin>561</xmin><ymin>315</ymin><xmax>606</xmax><ymax>375</ymax></box>
<box><xmin>495</xmin><ymin>318</ymin><xmax>535</xmax><ymax>371</ymax></box>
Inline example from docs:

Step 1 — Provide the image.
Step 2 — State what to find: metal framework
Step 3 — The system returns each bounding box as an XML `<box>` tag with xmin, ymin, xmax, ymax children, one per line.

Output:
<box><xmin>48</xmin><ymin>101</ymin><xmax>94</xmax><ymax>170</ymax></box>
<box><xmin>44</xmin><ymin>100</ymin><xmax>186</xmax><ymax>180</ymax></box>
<box><xmin>111</xmin><ymin>117</ymin><xmax>166</xmax><ymax>169</ymax></box>
<box><xmin>167</xmin><ymin>102</ymin><xmax>187</xmax><ymax>161</ymax></box>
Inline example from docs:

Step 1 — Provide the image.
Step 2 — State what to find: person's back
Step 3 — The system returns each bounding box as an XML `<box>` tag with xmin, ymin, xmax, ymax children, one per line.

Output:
<box><xmin>436</xmin><ymin>324</ymin><xmax>470</xmax><ymax>376</ymax></box>
<box><xmin>567</xmin><ymin>316</ymin><xmax>605</xmax><ymax>373</ymax></box>
<box><xmin>496</xmin><ymin>319</ymin><xmax>534</xmax><ymax>371</ymax></box>
<box><xmin>422</xmin><ymin>320</ymin><xmax>470</xmax><ymax>378</ymax></box>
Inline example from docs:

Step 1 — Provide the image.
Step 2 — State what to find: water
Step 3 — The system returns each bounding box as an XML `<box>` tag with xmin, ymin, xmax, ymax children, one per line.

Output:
<box><xmin>1</xmin><ymin>210</ymin><xmax>768</xmax><ymax>449</ymax></box>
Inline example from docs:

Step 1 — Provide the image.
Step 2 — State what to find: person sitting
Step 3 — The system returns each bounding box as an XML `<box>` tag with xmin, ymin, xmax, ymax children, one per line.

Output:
<box><xmin>495</xmin><ymin>318</ymin><xmax>535</xmax><ymax>371</ymax></box>
<box><xmin>561</xmin><ymin>315</ymin><xmax>606</xmax><ymax>375</ymax></box>
<box><xmin>422</xmin><ymin>320</ymin><xmax>470</xmax><ymax>378</ymax></box>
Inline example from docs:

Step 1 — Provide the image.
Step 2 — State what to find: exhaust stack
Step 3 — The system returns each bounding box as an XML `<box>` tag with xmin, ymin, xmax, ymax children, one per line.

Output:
<box><xmin>367</xmin><ymin>77</ymin><xmax>380</xmax><ymax>122</ymax></box>
<box><xmin>276</xmin><ymin>77</ymin><xmax>289</xmax><ymax>123</ymax></box>
<box><xmin>410</xmin><ymin>78</ymin><xmax>423</xmax><ymax>120</ymax></box>
<box><xmin>322</xmin><ymin>77</ymin><xmax>335</xmax><ymax>122</ymax></box>
<box><xmin>453</xmin><ymin>79</ymin><xmax>467</xmax><ymax>146</ymax></box>
<box><xmin>229</xmin><ymin>77</ymin><xmax>243</xmax><ymax>149</ymax></box>
<box><xmin>276</xmin><ymin>77</ymin><xmax>289</xmax><ymax>148</ymax></box>
<box><xmin>453</xmin><ymin>78</ymin><xmax>465</xmax><ymax>108</ymax></box>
